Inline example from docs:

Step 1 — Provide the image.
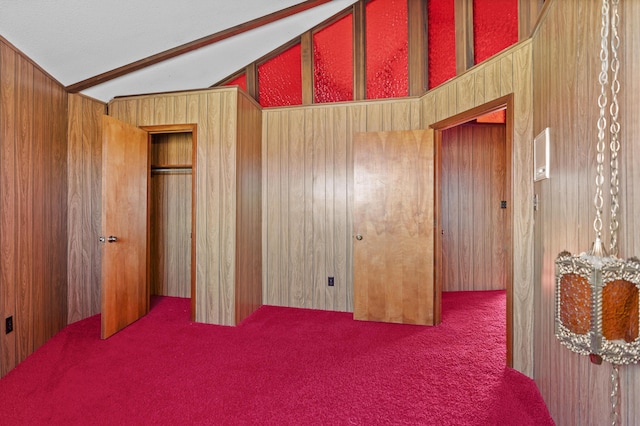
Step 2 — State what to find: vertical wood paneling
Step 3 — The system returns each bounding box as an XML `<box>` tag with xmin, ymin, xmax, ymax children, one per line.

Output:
<box><xmin>265</xmin><ymin>110</ymin><xmax>282</xmax><ymax>306</ymax></box>
<box><xmin>0</xmin><ymin>41</ymin><xmax>18</xmax><ymax>377</ymax></box>
<box><xmin>303</xmin><ymin>109</ymin><xmax>315</xmax><ymax>307</ymax></box>
<box><xmin>106</xmin><ymin>87</ymin><xmax>260</xmax><ymax>327</ymax></box>
<box><xmin>32</xmin><ymin>69</ymin><xmax>46</xmax><ymax>348</ymax></box>
<box><xmin>219</xmin><ymin>93</ymin><xmax>237</xmax><ymax>323</ymax></box>
<box><xmin>312</xmin><ymin>108</ymin><xmax>327</xmax><ymax>309</ymax></box>
<box><xmin>149</xmin><ymin>132</ymin><xmax>192</xmax><ymax>299</ymax></box>
<box><xmin>420</xmin><ymin>40</ymin><xmax>534</xmax><ymax>375</ymax></box>
<box><xmin>67</xmin><ymin>94</ymin><xmax>106</xmax><ymax>324</ymax></box>
<box><xmin>0</xmin><ymin>38</ymin><xmax>68</xmax><ymax>378</ymax></box>
<box><xmin>622</xmin><ymin>1</ymin><xmax>640</xmax><ymax>424</ymax></box>
<box><xmin>532</xmin><ymin>0</ymin><xmax>640</xmax><ymax>424</ymax></box>
<box><xmin>287</xmin><ymin>109</ymin><xmax>306</xmax><ymax>307</ymax></box>
<box><xmin>263</xmin><ymin>99</ymin><xmax>419</xmax><ymax>312</ymax></box>
<box><xmin>440</xmin><ymin>124</ymin><xmax>507</xmax><ymax>292</ymax></box>
<box><xmin>332</xmin><ymin>105</ymin><xmax>348</xmax><ymax>311</ymax></box>
<box><xmin>235</xmin><ymin>92</ymin><xmax>262</xmax><ymax>323</ymax></box>
<box><xmin>16</xmin><ymin>55</ymin><xmax>34</xmax><ymax>363</ymax></box>
<box><xmin>278</xmin><ymin>110</ymin><xmax>290</xmax><ymax>307</ymax></box>
<box><xmin>456</xmin><ymin>73</ymin><xmax>475</xmax><ymax>112</ymax></box>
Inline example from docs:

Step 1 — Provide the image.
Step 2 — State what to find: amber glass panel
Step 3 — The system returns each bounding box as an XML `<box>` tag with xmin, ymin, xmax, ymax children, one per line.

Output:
<box><xmin>258</xmin><ymin>43</ymin><xmax>302</xmax><ymax>107</ymax></box>
<box><xmin>602</xmin><ymin>280</ymin><xmax>639</xmax><ymax>342</ymax></box>
<box><xmin>226</xmin><ymin>73</ymin><xmax>247</xmax><ymax>92</ymax></box>
<box><xmin>559</xmin><ymin>273</ymin><xmax>591</xmax><ymax>335</ymax></box>
<box><xmin>365</xmin><ymin>0</ymin><xmax>408</xmax><ymax>99</ymax></box>
<box><xmin>314</xmin><ymin>14</ymin><xmax>353</xmax><ymax>103</ymax></box>
<box><xmin>427</xmin><ymin>0</ymin><xmax>456</xmax><ymax>89</ymax></box>
<box><xmin>473</xmin><ymin>0</ymin><xmax>518</xmax><ymax>64</ymax></box>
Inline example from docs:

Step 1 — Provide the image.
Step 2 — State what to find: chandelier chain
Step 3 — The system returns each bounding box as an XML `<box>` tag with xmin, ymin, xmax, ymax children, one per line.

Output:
<box><xmin>594</xmin><ymin>0</ymin><xmax>610</xmax><ymax>241</ymax></box>
<box><xmin>611</xmin><ymin>364</ymin><xmax>620</xmax><ymax>426</ymax></box>
<box><xmin>609</xmin><ymin>0</ymin><xmax>621</xmax><ymax>256</ymax></box>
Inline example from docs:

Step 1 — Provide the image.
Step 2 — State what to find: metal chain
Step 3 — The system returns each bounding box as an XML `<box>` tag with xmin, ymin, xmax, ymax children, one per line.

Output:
<box><xmin>593</xmin><ymin>0</ymin><xmax>610</xmax><ymax>243</ymax></box>
<box><xmin>609</xmin><ymin>0</ymin><xmax>621</xmax><ymax>256</ymax></box>
<box><xmin>609</xmin><ymin>2</ymin><xmax>622</xmax><ymax>423</ymax></box>
<box><xmin>611</xmin><ymin>364</ymin><xmax>620</xmax><ymax>426</ymax></box>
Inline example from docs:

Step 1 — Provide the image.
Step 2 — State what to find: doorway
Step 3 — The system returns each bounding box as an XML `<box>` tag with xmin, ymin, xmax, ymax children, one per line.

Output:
<box><xmin>142</xmin><ymin>124</ymin><xmax>197</xmax><ymax>321</ymax></box>
<box><xmin>431</xmin><ymin>95</ymin><xmax>513</xmax><ymax>366</ymax></box>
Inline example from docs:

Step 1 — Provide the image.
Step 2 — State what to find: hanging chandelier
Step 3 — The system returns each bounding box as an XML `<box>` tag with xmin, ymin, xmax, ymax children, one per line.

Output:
<box><xmin>554</xmin><ymin>0</ymin><xmax>639</xmax><ymax>424</ymax></box>
<box><xmin>554</xmin><ymin>0</ymin><xmax>640</xmax><ymax>367</ymax></box>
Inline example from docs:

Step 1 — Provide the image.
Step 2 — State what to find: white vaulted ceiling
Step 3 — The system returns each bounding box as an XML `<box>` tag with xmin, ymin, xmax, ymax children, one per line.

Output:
<box><xmin>0</xmin><ymin>0</ymin><xmax>357</xmax><ymax>102</ymax></box>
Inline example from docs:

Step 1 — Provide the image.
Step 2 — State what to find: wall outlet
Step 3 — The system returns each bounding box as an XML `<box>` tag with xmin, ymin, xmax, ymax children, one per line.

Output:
<box><xmin>328</xmin><ymin>276</ymin><xmax>334</xmax><ymax>287</ymax></box>
<box><xmin>6</xmin><ymin>316</ymin><xmax>13</xmax><ymax>334</ymax></box>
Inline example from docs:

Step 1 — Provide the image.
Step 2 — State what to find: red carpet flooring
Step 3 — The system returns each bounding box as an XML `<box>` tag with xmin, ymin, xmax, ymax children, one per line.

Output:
<box><xmin>0</xmin><ymin>291</ymin><xmax>553</xmax><ymax>425</ymax></box>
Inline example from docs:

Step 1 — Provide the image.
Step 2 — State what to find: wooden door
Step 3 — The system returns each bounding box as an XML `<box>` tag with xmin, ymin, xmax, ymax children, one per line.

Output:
<box><xmin>101</xmin><ymin>115</ymin><xmax>149</xmax><ymax>339</ymax></box>
<box><xmin>353</xmin><ymin>130</ymin><xmax>437</xmax><ymax>325</ymax></box>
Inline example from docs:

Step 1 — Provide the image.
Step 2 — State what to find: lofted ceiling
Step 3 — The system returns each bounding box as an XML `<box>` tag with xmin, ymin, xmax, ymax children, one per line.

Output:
<box><xmin>0</xmin><ymin>0</ymin><xmax>357</xmax><ymax>102</ymax></box>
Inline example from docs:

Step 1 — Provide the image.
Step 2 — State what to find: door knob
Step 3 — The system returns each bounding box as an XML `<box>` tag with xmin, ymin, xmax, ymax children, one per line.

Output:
<box><xmin>107</xmin><ymin>236</ymin><xmax>118</xmax><ymax>243</ymax></box>
<box><xmin>355</xmin><ymin>234</ymin><xmax>363</xmax><ymax>241</ymax></box>
<box><xmin>99</xmin><ymin>236</ymin><xmax>106</xmax><ymax>243</ymax></box>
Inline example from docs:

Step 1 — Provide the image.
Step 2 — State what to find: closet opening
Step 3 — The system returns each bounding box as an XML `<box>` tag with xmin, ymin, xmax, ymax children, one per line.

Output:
<box><xmin>142</xmin><ymin>124</ymin><xmax>197</xmax><ymax>321</ymax></box>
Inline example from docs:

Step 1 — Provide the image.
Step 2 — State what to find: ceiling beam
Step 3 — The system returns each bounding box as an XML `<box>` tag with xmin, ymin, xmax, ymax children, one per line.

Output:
<box><xmin>66</xmin><ymin>0</ymin><xmax>332</xmax><ymax>93</ymax></box>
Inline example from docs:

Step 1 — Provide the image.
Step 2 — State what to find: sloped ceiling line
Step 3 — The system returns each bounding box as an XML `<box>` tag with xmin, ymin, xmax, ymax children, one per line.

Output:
<box><xmin>66</xmin><ymin>0</ymin><xmax>332</xmax><ymax>93</ymax></box>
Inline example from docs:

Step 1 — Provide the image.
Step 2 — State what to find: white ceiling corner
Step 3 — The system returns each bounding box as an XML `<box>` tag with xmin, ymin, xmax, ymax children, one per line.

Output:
<box><xmin>0</xmin><ymin>0</ymin><xmax>357</xmax><ymax>102</ymax></box>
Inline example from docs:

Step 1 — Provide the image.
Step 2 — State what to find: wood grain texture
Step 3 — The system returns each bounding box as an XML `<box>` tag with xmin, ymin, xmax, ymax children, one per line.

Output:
<box><xmin>100</xmin><ymin>116</ymin><xmax>149</xmax><ymax>339</ymax></box>
<box><xmin>262</xmin><ymin>99</ymin><xmax>420</xmax><ymax>313</ymax></box>
<box><xmin>234</xmin><ymin>93</ymin><xmax>263</xmax><ymax>323</ymax></box>
<box><xmin>353</xmin><ymin>130</ymin><xmax>435</xmax><ymax>325</ymax></box>
<box><xmin>532</xmin><ymin>0</ymin><xmax>640</xmax><ymax>424</ymax></box>
<box><xmin>408</xmin><ymin>0</ymin><xmax>427</xmax><ymax>96</ymax></box>
<box><xmin>148</xmin><ymin>129</ymin><xmax>194</xmax><ymax>300</ymax></box>
<box><xmin>107</xmin><ymin>87</ymin><xmax>261</xmax><ymax>326</ymax></box>
<box><xmin>421</xmin><ymin>40</ymin><xmax>533</xmax><ymax>375</ymax></box>
<box><xmin>67</xmin><ymin>94</ymin><xmax>106</xmax><ymax>324</ymax></box>
<box><xmin>440</xmin><ymin>123</ymin><xmax>507</xmax><ymax>292</ymax></box>
<box><xmin>0</xmin><ymin>38</ymin><xmax>68</xmax><ymax>377</ymax></box>
<box><xmin>518</xmin><ymin>0</ymin><xmax>545</xmax><ymax>41</ymax></box>
<box><xmin>454</xmin><ymin>0</ymin><xmax>474</xmax><ymax>74</ymax></box>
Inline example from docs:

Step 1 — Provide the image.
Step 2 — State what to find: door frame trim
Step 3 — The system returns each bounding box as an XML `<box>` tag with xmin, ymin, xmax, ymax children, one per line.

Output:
<box><xmin>430</xmin><ymin>94</ymin><xmax>514</xmax><ymax>367</ymax></box>
<box><xmin>140</xmin><ymin>123</ymin><xmax>198</xmax><ymax>321</ymax></box>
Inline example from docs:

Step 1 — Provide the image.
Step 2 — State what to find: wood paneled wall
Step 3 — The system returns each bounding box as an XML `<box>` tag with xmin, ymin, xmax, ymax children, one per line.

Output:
<box><xmin>421</xmin><ymin>40</ymin><xmax>533</xmax><ymax>374</ymax></box>
<box><xmin>262</xmin><ymin>40</ymin><xmax>533</xmax><ymax>373</ymax></box>
<box><xmin>532</xmin><ymin>0</ymin><xmax>640</xmax><ymax>424</ymax></box>
<box><xmin>108</xmin><ymin>88</ymin><xmax>262</xmax><ymax>326</ymax></box>
<box><xmin>441</xmin><ymin>123</ymin><xmax>507</xmax><ymax>292</ymax></box>
<box><xmin>149</xmin><ymin>132</ymin><xmax>193</xmax><ymax>298</ymax></box>
<box><xmin>262</xmin><ymin>99</ymin><xmax>421</xmax><ymax>312</ymax></box>
<box><xmin>0</xmin><ymin>38</ymin><xmax>68</xmax><ymax>377</ymax></box>
<box><xmin>149</xmin><ymin>172</ymin><xmax>192</xmax><ymax>298</ymax></box>
<box><xmin>235</xmin><ymin>94</ymin><xmax>263</xmax><ymax>323</ymax></box>
<box><xmin>67</xmin><ymin>94</ymin><xmax>106</xmax><ymax>323</ymax></box>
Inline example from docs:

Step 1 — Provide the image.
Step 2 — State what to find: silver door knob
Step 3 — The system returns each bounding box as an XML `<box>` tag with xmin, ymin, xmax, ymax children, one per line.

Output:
<box><xmin>355</xmin><ymin>234</ymin><xmax>363</xmax><ymax>241</ymax></box>
<box><xmin>107</xmin><ymin>236</ymin><xmax>118</xmax><ymax>243</ymax></box>
<box><xmin>99</xmin><ymin>236</ymin><xmax>106</xmax><ymax>243</ymax></box>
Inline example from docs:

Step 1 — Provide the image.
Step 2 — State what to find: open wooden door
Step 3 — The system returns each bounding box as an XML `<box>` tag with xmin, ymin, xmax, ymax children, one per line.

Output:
<box><xmin>353</xmin><ymin>129</ymin><xmax>438</xmax><ymax>325</ymax></box>
<box><xmin>101</xmin><ymin>115</ymin><xmax>149</xmax><ymax>339</ymax></box>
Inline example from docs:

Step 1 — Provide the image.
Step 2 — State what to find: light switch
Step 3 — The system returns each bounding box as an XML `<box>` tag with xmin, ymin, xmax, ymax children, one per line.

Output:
<box><xmin>534</xmin><ymin>127</ymin><xmax>550</xmax><ymax>181</ymax></box>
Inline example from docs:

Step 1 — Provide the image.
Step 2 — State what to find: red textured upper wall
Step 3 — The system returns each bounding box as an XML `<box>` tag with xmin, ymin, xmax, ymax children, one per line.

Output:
<box><xmin>226</xmin><ymin>73</ymin><xmax>247</xmax><ymax>92</ymax></box>
<box><xmin>314</xmin><ymin>13</ymin><xmax>353</xmax><ymax>103</ymax></box>
<box><xmin>254</xmin><ymin>0</ymin><xmax>518</xmax><ymax>105</ymax></box>
<box><xmin>473</xmin><ymin>0</ymin><xmax>518</xmax><ymax>64</ymax></box>
<box><xmin>428</xmin><ymin>0</ymin><xmax>456</xmax><ymax>89</ymax></box>
<box><xmin>366</xmin><ymin>0</ymin><xmax>408</xmax><ymax>99</ymax></box>
<box><xmin>258</xmin><ymin>44</ymin><xmax>302</xmax><ymax>108</ymax></box>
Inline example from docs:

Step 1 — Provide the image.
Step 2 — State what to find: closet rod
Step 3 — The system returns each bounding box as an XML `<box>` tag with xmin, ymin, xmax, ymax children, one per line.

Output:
<box><xmin>151</xmin><ymin>167</ymin><xmax>192</xmax><ymax>174</ymax></box>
